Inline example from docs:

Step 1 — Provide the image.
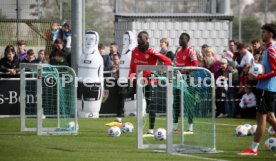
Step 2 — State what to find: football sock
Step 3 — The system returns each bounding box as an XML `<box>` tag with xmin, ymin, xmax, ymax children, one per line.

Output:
<box><xmin>148</xmin><ymin>129</ymin><xmax>154</xmax><ymax>134</ymax></box>
<box><xmin>188</xmin><ymin>124</ymin><xmax>193</xmax><ymax>131</ymax></box>
<box><xmin>250</xmin><ymin>141</ymin><xmax>259</xmax><ymax>151</ymax></box>
<box><xmin>173</xmin><ymin>123</ymin><xmax>178</xmax><ymax>131</ymax></box>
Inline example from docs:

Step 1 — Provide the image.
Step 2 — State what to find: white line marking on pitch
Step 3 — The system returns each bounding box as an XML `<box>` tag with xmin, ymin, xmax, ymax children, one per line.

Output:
<box><xmin>172</xmin><ymin>153</ymin><xmax>228</xmax><ymax>161</ymax></box>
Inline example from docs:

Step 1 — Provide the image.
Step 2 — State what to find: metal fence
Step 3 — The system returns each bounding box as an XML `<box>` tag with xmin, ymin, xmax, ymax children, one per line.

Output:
<box><xmin>0</xmin><ymin>19</ymin><xmax>51</xmax><ymax>58</ymax></box>
<box><xmin>0</xmin><ymin>0</ymin><xmax>276</xmax><ymax>55</ymax></box>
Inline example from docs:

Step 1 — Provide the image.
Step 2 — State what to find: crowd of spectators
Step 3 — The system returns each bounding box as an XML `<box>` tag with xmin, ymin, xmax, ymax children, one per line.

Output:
<box><xmin>0</xmin><ymin>23</ymin><xmax>266</xmax><ymax>118</ymax></box>
<box><xmin>0</xmin><ymin>22</ymin><xmax>72</xmax><ymax>77</ymax></box>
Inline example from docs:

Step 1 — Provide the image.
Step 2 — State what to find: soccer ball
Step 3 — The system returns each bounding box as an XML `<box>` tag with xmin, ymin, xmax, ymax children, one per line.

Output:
<box><xmin>249</xmin><ymin>63</ymin><xmax>265</xmax><ymax>75</ymax></box>
<box><xmin>67</xmin><ymin>121</ymin><xmax>79</xmax><ymax>131</ymax></box>
<box><xmin>235</xmin><ymin>125</ymin><xmax>248</xmax><ymax>136</ymax></box>
<box><xmin>243</xmin><ymin>124</ymin><xmax>252</xmax><ymax>135</ymax></box>
<box><xmin>108</xmin><ymin>126</ymin><xmax>121</xmax><ymax>137</ymax></box>
<box><xmin>264</xmin><ymin>137</ymin><xmax>276</xmax><ymax>151</ymax></box>
<box><xmin>121</xmin><ymin>122</ymin><xmax>134</xmax><ymax>133</ymax></box>
<box><xmin>154</xmin><ymin>128</ymin><xmax>166</xmax><ymax>141</ymax></box>
<box><xmin>248</xmin><ymin>125</ymin><xmax>257</xmax><ymax>136</ymax></box>
<box><xmin>268</xmin><ymin>126</ymin><xmax>276</xmax><ymax>136</ymax></box>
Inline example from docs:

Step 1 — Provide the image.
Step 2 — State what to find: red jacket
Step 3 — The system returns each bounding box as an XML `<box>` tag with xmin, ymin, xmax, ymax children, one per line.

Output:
<box><xmin>175</xmin><ymin>46</ymin><xmax>198</xmax><ymax>67</ymax></box>
<box><xmin>129</xmin><ymin>47</ymin><xmax>172</xmax><ymax>79</ymax></box>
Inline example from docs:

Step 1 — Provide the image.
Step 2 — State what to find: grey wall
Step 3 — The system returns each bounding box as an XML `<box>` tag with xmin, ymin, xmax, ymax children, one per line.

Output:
<box><xmin>115</xmin><ymin>19</ymin><xmax>232</xmax><ymax>57</ymax></box>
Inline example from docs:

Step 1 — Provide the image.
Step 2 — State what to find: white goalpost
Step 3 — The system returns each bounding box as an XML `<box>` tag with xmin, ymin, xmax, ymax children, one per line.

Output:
<box><xmin>136</xmin><ymin>65</ymin><xmax>217</xmax><ymax>154</ymax></box>
<box><xmin>20</xmin><ymin>63</ymin><xmax>78</xmax><ymax>135</ymax></box>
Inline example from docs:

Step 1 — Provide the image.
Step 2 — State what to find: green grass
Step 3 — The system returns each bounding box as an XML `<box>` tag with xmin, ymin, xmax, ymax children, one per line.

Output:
<box><xmin>0</xmin><ymin>117</ymin><xmax>275</xmax><ymax>161</ymax></box>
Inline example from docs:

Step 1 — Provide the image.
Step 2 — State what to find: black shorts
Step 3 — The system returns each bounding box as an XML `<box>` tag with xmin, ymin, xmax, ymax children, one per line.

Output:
<box><xmin>77</xmin><ymin>82</ymin><xmax>102</xmax><ymax>101</ymax></box>
<box><xmin>145</xmin><ymin>83</ymin><xmax>167</xmax><ymax>113</ymax></box>
<box><xmin>256</xmin><ymin>89</ymin><xmax>276</xmax><ymax>113</ymax></box>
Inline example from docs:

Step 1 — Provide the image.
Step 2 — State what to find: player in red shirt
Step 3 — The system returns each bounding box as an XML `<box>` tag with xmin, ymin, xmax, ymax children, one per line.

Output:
<box><xmin>173</xmin><ymin>33</ymin><xmax>198</xmax><ymax>133</ymax></box>
<box><xmin>129</xmin><ymin>31</ymin><xmax>172</xmax><ymax>134</ymax></box>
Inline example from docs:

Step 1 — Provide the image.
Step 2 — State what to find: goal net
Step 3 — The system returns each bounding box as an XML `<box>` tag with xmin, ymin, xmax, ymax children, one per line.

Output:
<box><xmin>20</xmin><ymin>64</ymin><xmax>78</xmax><ymax>135</ymax></box>
<box><xmin>136</xmin><ymin>65</ymin><xmax>216</xmax><ymax>153</ymax></box>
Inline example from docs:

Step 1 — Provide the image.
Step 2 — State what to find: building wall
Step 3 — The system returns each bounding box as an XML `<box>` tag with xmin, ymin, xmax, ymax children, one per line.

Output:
<box><xmin>115</xmin><ymin>19</ymin><xmax>231</xmax><ymax>56</ymax></box>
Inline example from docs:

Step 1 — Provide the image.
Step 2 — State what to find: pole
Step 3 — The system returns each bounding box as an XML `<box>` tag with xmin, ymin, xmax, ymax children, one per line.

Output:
<box><xmin>264</xmin><ymin>0</ymin><xmax>268</xmax><ymax>24</ymax></box>
<box><xmin>210</xmin><ymin>0</ymin><xmax>216</xmax><ymax>14</ymax></box>
<box><xmin>238</xmin><ymin>0</ymin><xmax>242</xmax><ymax>41</ymax></box>
<box><xmin>16</xmin><ymin>0</ymin><xmax>22</xmax><ymax>42</ymax></box>
<box><xmin>71</xmin><ymin>0</ymin><xmax>83</xmax><ymax>75</ymax></box>
<box><xmin>82</xmin><ymin>0</ymin><xmax>85</xmax><ymax>50</ymax></box>
<box><xmin>220</xmin><ymin>0</ymin><xmax>230</xmax><ymax>15</ymax></box>
<box><xmin>60</xmin><ymin>0</ymin><xmax>63</xmax><ymax>21</ymax></box>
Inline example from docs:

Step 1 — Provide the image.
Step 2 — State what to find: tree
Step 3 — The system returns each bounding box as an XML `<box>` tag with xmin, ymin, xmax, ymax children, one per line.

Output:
<box><xmin>232</xmin><ymin>17</ymin><xmax>262</xmax><ymax>44</ymax></box>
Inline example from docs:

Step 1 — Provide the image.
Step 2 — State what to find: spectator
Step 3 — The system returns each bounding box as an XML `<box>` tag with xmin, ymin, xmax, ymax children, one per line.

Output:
<box><xmin>236</xmin><ymin>43</ymin><xmax>254</xmax><ymax>73</ymax></box>
<box><xmin>0</xmin><ymin>45</ymin><xmax>19</xmax><ymax>77</ymax></box>
<box><xmin>204</xmin><ymin>47</ymin><xmax>220</xmax><ymax>78</ymax></box>
<box><xmin>228</xmin><ymin>61</ymin><xmax>239</xmax><ymax>85</ymax></box>
<box><xmin>221</xmin><ymin>50</ymin><xmax>234</xmax><ymax>61</ymax></box>
<box><xmin>201</xmin><ymin>44</ymin><xmax>209</xmax><ymax>57</ymax></box>
<box><xmin>254</xmin><ymin>53</ymin><xmax>261</xmax><ymax>64</ymax></box>
<box><xmin>196</xmin><ymin>50</ymin><xmax>205</xmax><ymax>67</ymax></box>
<box><xmin>22</xmin><ymin>49</ymin><xmax>39</xmax><ymax>63</ymax></box>
<box><xmin>50</xmin><ymin>50</ymin><xmax>68</xmax><ymax>66</ymax></box>
<box><xmin>45</xmin><ymin>22</ymin><xmax>62</xmax><ymax>44</ymax></box>
<box><xmin>159</xmin><ymin>38</ymin><xmax>174</xmax><ymax>62</ymax></box>
<box><xmin>61</xmin><ymin>23</ymin><xmax>71</xmax><ymax>52</ymax></box>
<box><xmin>239</xmin><ymin>85</ymin><xmax>256</xmax><ymax>119</ymax></box>
<box><xmin>111</xmin><ymin>54</ymin><xmax>120</xmax><ymax>79</ymax></box>
<box><xmin>227</xmin><ymin>60</ymin><xmax>239</xmax><ymax>117</ymax></box>
<box><xmin>104</xmin><ymin>42</ymin><xmax>119</xmax><ymax>72</ymax></box>
<box><xmin>37</xmin><ymin>49</ymin><xmax>48</xmax><ymax>64</ymax></box>
<box><xmin>216</xmin><ymin>58</ymin><xmax>229</xmax><ymax>118</ymax></box>
<box><xmin>239</xmin><ymin>64</ymin><xmax>250</xmax><ymax>94</ymax></box>
<box><xmin>98</xmin><ymin>43</ymin><xmax>106</xmax><ymax>56</ymax></box>
<box><xmin>251</xmin><ymin>39</ymin><xmax>263</xmax><ymax>56</ymax></box>
<box><xmin>229</xmin><ymin>40</ymin><xmax>242</xmax><ymax>64</ymax></box>
<box><xmin>17</xmin><ymin>40</ymin><xmax>27</xmax><ymax>62</ymax></box>
<box><xmin>49</xmin><ymin>38</ymin><xmax>70</xmax><ymax>66</ymax></box>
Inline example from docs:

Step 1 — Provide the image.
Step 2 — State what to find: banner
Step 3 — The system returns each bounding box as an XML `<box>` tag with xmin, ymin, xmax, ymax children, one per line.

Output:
<box><xmin>0</xmin><ymin>79</ymin><xmax>120</xmax><ymax>115</ymax></box>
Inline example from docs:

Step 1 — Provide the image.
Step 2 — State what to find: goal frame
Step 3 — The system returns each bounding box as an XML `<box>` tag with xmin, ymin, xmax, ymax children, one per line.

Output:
<box><xmin>20</xmin><ymin>63</ymin><xmax>78</xmax><ymax>135</ymax></box>
<box><xmin>136</xmin><ymin>65</ymin><xmax>216</xmax><ymax>154</ymax></box>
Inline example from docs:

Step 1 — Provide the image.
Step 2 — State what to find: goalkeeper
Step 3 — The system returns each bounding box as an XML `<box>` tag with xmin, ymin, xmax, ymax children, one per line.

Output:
<box><xmin>173</xmin><ymin>33</ymin><xmax>198</xmax><ymax>133</ymax></box>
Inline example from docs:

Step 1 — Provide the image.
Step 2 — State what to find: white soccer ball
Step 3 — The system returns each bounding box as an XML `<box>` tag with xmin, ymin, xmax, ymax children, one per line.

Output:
<box><xmin>248</xmin><ymin>125</ymin><xmax>257</xmax><ymax>136</ymax></box>
<box><xmin>108</xmin><ymin>126</ymin><xmax>121</xmax><ymax>137</ymax></box>
<box><xmin>154</xmin><ymin>128</ymin><xmax>166</xmax><ymax>141</ymax></box>
<box><xmin>268</xmin><ymin>126</ymin><xmax>276</xmax><ymax>136</ymax></box>
<box><xmin>264</xmin><ymin>137</ymin><xmax>276</xmax><ymax>151</ymax></box>
<box><xmin>235</xmin><ymin>125</ymin><xmax>248</xmax><ymax>136</ymax></box>
<box><xmin>249</xmin><ymin>63</ymin><xmax>265</xmax><ymax>75</ymax></box>
<box><xmin>121</xmin><ymin>122</ymin><xmax>134</xmax><ymax>133</ymax></box>
<box><xmin>67</xmin><ymin>121</ymin><xmax>79</xmax><ymax>131</ymax></box>
<box><xmin>243</xmin><ymin>124</ymin><xmax>252</xmax><ymax>135</ymax></box>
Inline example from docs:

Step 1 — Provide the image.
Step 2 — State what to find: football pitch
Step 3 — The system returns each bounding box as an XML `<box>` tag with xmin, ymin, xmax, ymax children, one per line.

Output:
<box><xmin>0</xmin><ymin>117</ymin><xmax>275</xmax><ymax>161</ymax></box>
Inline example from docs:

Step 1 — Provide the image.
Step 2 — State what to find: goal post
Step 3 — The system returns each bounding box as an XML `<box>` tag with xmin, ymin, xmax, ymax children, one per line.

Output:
<box><xmin>20</xmin><ymin>63</ymin><xmax>78</xmax><ymax>135</ymax></box>
<box><xmin>136</xmin><ymin>65</ymin><xmax>174</xmax><ymax>153</ymax></box>
<box><xmin>136</xmin><ymin>65</ymin><xmax>216</xmax><ymax>154</ymax></box>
